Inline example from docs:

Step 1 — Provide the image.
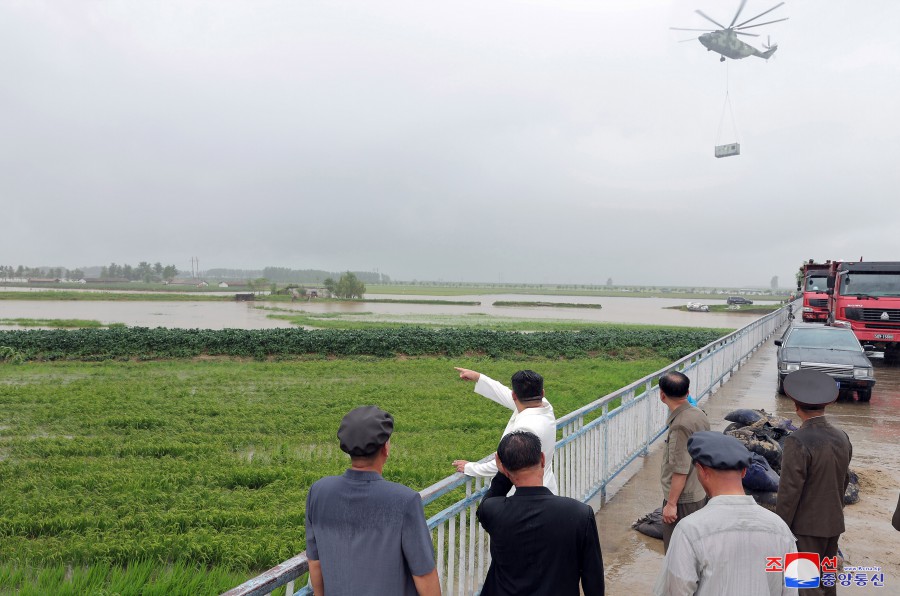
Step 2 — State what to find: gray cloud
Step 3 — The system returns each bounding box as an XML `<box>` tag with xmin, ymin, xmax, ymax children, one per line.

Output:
<box><xmin>2</xmin><ymin>0</ymin><xmax>899</xmax><ymax>286</ymax></box>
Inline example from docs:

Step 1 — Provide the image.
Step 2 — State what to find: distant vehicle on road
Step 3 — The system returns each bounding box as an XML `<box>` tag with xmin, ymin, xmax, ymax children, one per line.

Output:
<box><xmin>727</xmin><ymin>296</ymin><xmax>753</xmax><ymax>305</ymax></box>
<box><xmin>775</xmin><ymin>325</ymin><xmax>875</xmax><ymax>402</ymax></box>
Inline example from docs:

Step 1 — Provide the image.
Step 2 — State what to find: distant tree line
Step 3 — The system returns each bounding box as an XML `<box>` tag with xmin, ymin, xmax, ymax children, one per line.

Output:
<box><xmin>1</xmin><ymin>262</ymin><xmax>179</xmax><ymax>283</ymax></box>
<box><xmin>1</xmin><ymin>265</ymin><xmax>84</xmax><ymax>280</ymax></box>
<box><xmin>99</xmin><ymin>262</ymin><xmax>179</xmax><ymax>282</ymax></box>
<box><xmin>203</xmin><ymin>267</ymin><xmax>389</xmax><ymax>284</ymax></box>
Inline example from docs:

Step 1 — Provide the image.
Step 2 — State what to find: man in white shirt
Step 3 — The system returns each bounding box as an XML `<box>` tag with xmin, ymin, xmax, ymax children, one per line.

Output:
<box><xmin>654</xmin><ymin>431</ymin><xmax>797</xmax><ymax>596</ymax></box>
<box><xmin>451</xmin><ymin>368</ymin><xmax>557</xmax><ymax>494</ymax></box>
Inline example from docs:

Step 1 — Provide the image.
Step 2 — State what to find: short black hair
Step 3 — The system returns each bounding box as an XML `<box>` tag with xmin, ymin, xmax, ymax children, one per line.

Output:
<box><xmin>659</xmin><ymin>371</ymin><xmax>690</xmax><ymax>399</ymax></box>
<box><xmin>511</xmin><ymin>370</ymin><xmax>543</xmax><ymax>401</ymax></box>
<box><xmin>497</xmin><ymin>430</ymin><xmax>542</xmax><ymax>472</ymax></box>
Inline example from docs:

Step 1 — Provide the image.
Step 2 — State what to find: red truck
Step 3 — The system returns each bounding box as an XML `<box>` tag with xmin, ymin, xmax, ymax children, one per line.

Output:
<box><xmin>798</xmin><ymin>260</ymin><xmax>832</xmax><ymax>323</ymax></box>
<box><xmin>827</xmin><ymin>260</ymin><xmax>900</xmax><ymax>363</ymax></box>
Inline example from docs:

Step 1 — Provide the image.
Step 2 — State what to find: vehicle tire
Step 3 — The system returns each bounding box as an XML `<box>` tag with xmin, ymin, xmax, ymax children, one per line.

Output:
<box><xmin>777</xmin><ymin>375</ymin><xmax>785</xmax><ymax>395</ymax></box>
<box><xmin>857</xmin><ymin>388</ymin><xmax>872</xmax><ymax>402</ymax></box>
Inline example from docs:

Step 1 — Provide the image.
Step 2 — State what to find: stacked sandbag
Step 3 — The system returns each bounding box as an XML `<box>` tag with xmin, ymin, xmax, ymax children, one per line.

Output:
<box><xmin>631</xmin><ymin>410</ymin><xmax>860</xmax><ymax>540</ymax></box>
<box><xmin>722</xmin><ymin>408</ymin><xmax>860</xmax><ymax>508</ymax></box>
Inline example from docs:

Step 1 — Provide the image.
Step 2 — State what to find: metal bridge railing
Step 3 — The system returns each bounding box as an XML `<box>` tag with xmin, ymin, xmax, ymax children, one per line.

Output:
<box><xmin>223</xmin><ymin>304</ymin><xmax>790</xmax><ymax>596</ymax></box>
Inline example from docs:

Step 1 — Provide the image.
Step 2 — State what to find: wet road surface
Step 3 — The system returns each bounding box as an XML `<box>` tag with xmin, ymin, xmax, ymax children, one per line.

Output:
<box><xmin>595</xmin><ymin>331</ymin><xmax>900</xmax><ymax>594</ymax></box>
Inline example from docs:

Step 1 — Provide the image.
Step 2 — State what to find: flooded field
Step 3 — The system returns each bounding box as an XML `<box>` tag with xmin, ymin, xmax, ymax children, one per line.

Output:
<box><xmin>597</xmin><ymin>335</ymin><xmax>900</xmax><ymax>594</ymax></box>
<box><xmin>0</xmin><ymin>293</ymin><xmax>766</xmax><ymax>331</ymax></box>
<box><xmin>0</xmin><ymin>300</ymin><xmax>293</xmax><ymax>330</ymax></box>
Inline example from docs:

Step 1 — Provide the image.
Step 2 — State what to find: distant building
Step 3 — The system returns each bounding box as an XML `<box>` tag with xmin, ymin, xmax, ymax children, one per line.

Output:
<box><xmin>218</xmin><ymin>281</ymin><xmax>249</xmax><ymax>289</ymax></box>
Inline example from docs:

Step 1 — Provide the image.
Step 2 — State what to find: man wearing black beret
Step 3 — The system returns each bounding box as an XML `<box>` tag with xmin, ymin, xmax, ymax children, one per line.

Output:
<box><xmin>305</xmin><ymin>406</ymin><xmax>440</xmax><ymax>596</ymax></box>
<box><xmin>776</xmin><ymin>370</ymin><xmax>853</xmax><ymax>596</ymax></box>
<box><xmin>654</xmin><ymin>431</ymin><xmax>797</xmax><ymax>595</ymax></box>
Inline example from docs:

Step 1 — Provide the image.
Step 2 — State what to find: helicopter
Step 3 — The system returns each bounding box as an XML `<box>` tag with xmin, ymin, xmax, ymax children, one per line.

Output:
<box><xmin>672</xmin><ymin>0</ymin><xmax>788</xmax><ymax>62</ymax></box>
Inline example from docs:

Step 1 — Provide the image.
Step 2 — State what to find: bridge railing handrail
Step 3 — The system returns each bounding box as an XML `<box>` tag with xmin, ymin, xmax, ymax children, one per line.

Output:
<box><xmin>222</xmin><ymin>304</ymin><xmax>790</xmax><ymax>596</ymax></box>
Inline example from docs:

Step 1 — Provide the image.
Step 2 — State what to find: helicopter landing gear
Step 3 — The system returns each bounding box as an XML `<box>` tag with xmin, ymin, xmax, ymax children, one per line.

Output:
<box><xmin>720</xmin><ymin>56</ymin><xmax>726</xmax><ymax>62</ymax></box>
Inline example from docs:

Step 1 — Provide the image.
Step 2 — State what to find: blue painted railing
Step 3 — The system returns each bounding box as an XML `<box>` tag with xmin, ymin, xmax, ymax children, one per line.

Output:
<box><xmin>222</xmin><ymin>304</ymin><xmax>791</xmax><ymax>596</ymax></box>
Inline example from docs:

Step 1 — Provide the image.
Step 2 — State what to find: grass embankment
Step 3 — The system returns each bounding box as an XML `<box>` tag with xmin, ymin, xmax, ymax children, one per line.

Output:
<box><xmin>0</xmin><ymin>326</ymin><xmax>729</xmax><ymax>362</ymax></box>
<box><xmin>492</xmin><ymin>301</ymin><xmax>602</xmax><ymax>309</ymax></box>
<box><xmin>0</xmin><ymin>356</ymin><xmax>676</xmax><ymax>594</ymax></box>
<box><xmin>0</xmin><ymin>319</ymin><xmax>107</xmax><ymax>328</ymax></box>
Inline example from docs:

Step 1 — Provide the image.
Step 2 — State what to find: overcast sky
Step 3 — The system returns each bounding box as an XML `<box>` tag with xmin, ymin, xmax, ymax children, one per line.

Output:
<box><xmin>2</xmin><ymin>0</ymin><xmax>898</xmax><ymax>287</ymax></box>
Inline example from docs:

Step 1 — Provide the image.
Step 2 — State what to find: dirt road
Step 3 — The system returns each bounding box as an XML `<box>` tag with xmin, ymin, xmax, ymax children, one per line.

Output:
<box><xmin>596</xmin><ymin>333</ymin><xmax>900</xmax><ymax>594</ymax></box>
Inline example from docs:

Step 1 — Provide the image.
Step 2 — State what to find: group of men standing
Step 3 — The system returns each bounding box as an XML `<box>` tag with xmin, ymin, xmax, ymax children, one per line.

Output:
<box><xmin>654</xmin><ymin>369</ymin><xmax>854</xmax><ymax>596</ymax></box>
<box><xmin>304</xmin><ymin>365</ymin><xmax>857</xmax><ymax>596</ymax></box>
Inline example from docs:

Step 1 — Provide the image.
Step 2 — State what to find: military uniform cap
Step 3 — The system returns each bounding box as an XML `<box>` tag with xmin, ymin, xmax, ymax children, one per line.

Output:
<box><xmin>783</xmin><ymin>369</ymin><xmax>839</xmax><ymax>407</ymax></box>
<box><xmin>337</xmin><ymin>406</ymin><xmax>394</xmax><ymax>456</ymax></box>
<box><xmin>687</xmin><ymin>431</ymin><xmax>753</xmax><ymax>470</ymax></box>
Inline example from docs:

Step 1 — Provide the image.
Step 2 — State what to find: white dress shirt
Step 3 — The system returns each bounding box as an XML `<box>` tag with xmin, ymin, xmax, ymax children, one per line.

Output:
<box><xmin>654</xmin><ymin>495</ymin><xmax>798</xmax><ymax>596</ymax></box>
<box><xmin>463</xmin><ymin>374</ymin><xmax>558</xmax><ymax>495</ymax></box>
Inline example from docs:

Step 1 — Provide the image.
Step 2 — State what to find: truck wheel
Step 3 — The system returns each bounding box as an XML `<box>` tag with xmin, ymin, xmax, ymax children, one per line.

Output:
<box><xmin>857</xmin><ymin>388</ymin><xmax>872</xmax><ymax>402</ymax></box>
<box><xmin>885</xmin><ymin>346</ymin><xmax>900</xmax><ymax>365</ymax></box>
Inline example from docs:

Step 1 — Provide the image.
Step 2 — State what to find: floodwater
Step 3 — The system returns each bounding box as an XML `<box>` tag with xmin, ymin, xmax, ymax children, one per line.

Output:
<box><xmin>0</xmin><ymin>294</ymin><xmax>767</xmax><ymax>330</ymax></box>
<box><xmin>0</xmin><ymin>301</ymin><xmax>293</xmax><ymax>330</ymax></box>
<box><xmin>596</xmin><ymin>333</ymin><xmax>900</xmax><ymax>594</ymax></box>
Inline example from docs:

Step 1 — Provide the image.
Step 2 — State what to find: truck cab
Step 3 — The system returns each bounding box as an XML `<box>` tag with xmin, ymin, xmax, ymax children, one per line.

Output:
<box><xmin>827</xmin><ymin>261</ymin><xmax>900</xmax><ymax>363</ymax></box>
<box><xmin>799</xmin><ymin>261</ymin><xmax>831</xmax><ymax>323</ymax></box>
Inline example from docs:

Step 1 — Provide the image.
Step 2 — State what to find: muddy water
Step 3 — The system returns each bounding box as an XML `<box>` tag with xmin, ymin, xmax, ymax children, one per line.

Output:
<box><xmin>271</xmin><ymin>294</ymin><xmax>762</xmax><ymax>328</ymax></box>
<box><xmin>596</xmin><ymin>335</ymin><xmax>900</xmax><ymax>594</ymax></box>
<box><xmin>0</xmin><ymin>301</ymin><xmax>293</xmax><ymax>330</ymax></box>
<box><xmin>0</xmin><ymin>294</ymin><xmax>765</xmax><ymax>330</ymax></box>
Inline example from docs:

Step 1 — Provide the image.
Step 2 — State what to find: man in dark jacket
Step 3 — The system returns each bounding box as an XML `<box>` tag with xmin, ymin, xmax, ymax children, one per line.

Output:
<box><xmin>476</xmin><ymin>430</ymin><xmax>605</xmax><ymax>596</ymax></box>
<box><xmin>776</xmin><ymin>370</ymin><xmax>853</xmax><ymax>596</ymax></box>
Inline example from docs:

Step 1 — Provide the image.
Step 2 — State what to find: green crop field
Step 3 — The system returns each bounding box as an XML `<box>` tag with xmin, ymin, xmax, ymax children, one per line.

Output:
<box><xmin>0</xmin><ymin>324</ymin><xmax>725</xmax><ymax>593</ymax></box>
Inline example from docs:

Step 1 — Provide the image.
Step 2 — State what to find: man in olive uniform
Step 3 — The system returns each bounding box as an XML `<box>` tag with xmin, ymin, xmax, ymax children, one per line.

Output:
<box><xmin>776</xmin><ymin>370</ymin><xmax>853</xmax><ymax>596</ymax></box>
<box><xmin>659</xmin><ymin>371</ymin><xmax>710</xmax><ymax>552</ymax></box>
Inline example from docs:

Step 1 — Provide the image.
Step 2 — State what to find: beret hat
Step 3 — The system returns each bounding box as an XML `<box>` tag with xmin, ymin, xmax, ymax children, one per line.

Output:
<box><xmin>688</xmin><ymin>431</ymin><xmax>753</xmax><ymax>470</ymax></box>
<box><xmin>337</xmin><ymin>406</ymin><xmax>394</xmax><ymax>456</ymax></box>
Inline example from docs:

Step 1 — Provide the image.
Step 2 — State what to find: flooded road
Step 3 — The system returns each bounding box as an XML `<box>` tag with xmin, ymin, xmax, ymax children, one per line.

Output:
<box><xmin>0</xmin><ymin>294</ymin><xmax>768</xmax><ymax>329</ymax></box>
<box><xmin>596</xmin><ymin>330</ymin><xmax>900</xmax><ymax>594</ymax></box>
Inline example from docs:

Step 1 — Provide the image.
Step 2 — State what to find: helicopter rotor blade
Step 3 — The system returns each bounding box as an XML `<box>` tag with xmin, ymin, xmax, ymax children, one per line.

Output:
<box><xmin>729</xmin><ymin>0</ymin><xmax>749</xmax><ymax>28</ymax></box>
<box><xmin>735</xmin><ymin>2</ymin><xmax>785</xmax><ymax>29</ymax></box>
<box><xmin>670</xmin><ymin>27</ymin><xmax>713</xmax><ymax>32</ymax></box>
<box><xmin>735</xmin><ymin>31</ymin><xmax>760</xmax><ymax>38</ymax></box>
<box><xmin>694</xmin><ymin>9</ymin><xmax>727</xmax><ymax>30</ymax></box>
<box><xmin>677</xmin><ymin>37</ymin><xmax>699</xmax><ymax>43</ymax></box>
<box><xmin>736</xmin><ymin>17</ymin><xmax>789</xmax><ymax>31</ymax></box>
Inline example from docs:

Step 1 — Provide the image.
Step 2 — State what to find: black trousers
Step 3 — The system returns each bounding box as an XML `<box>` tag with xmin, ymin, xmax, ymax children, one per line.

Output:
<box><xmin>795</xmin><ymin>534</ymin><xmax>840</xmax><ymax>596</ymax></box>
